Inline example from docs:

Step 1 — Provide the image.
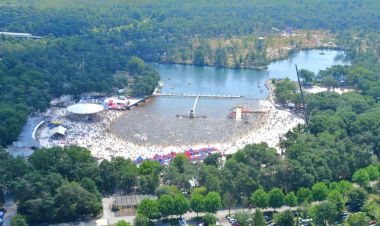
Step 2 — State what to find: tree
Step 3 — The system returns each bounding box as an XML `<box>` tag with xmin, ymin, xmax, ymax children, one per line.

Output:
<box><xmin>310</xmin><ymin>202</ymin><xmax>338</xmax><ymax>226</ymax></box>
<box><xmin>158</xmin><ymin>194</ymin><xmax>174</xmax><ymax>218</ymax></box>
<box><xmin>274</xmin><ymin>210</ymin><xmax>294</xmax><ymax>226</ymax></box>
<box><xmin>203</xmin><ymin>192</ymin><xmax>222</xmax><ymax>213</ymax></box>
<box><xmin>137</xmin><ymin>199</ymin><xmax>160</xmax><ymax>220</ymax></box>
<box><xmin>337</xmin><ymin>180</ymin><xmax>353</xmax><ymax>196</ymax></box>
<box><xmin>193</xmin><ymin>187</ymin><xmax>208</xmax><ymax>196</ymax></box>
<box><xmin>203</xmin><ymin>213</ymin><xmax>217</xmax><ymax>226</ymax></box>
<box><xmin>223</xmin><ymin>193</ymin><xmax>237</xmax><ymax>216</ymax></box>
<box><xmin>11</xmin><ymin>215</ymin><xmax>28</xmax><ymax>226</ymax></box>
<box><xmin>172</xmin><ymin>154</ymin><xmax>190</xmax><ymax>174</ymax></box>
<box><xmin>253</xmin><ymin>208</ymin><xmax>266</xmax><ymax>226</ymax></box>
<box><xmin>312</xmin><ymin>182</ymin><xmax>329</xmax><ymax>202</ymax></box>
<box><xmin>194</xmin><ymin>46</ymin><xmax>206</xmax><ymax>65</ymax></box>
<box><xmin>54</xmin><ymin>182</ymin><xmax>102</xmax><ymax>222</ymax></box>
<box><xmin>134</xmin><ymin>214</ymin><xmax>150</xmax><ymax>226</ymax></box>
<box><xmin>352</xmin><ymin>169</ymin><xmax>370</xmax><ymax>187</ymax></box>
<box><xmin>321</xmin><ymin>75</ymin><xmax>339</xmax><ymax>90</ymax></box>
<box><xmin>156</xmin><ymin>185</ymin><xmax>179</xmax><ymax>197</ymax></box>
<box><xmin>137</xmin><ymin>159</ymin><xmax>162</xmax><ymax>195</ymax></box>
<box><xmin>284</xmin><ymin>192</ymin><xmax>298</xmax><ymax>209</ymax></box>
<box><xmin>348</xmin><ymin>188</ymin><xmax>368</xmax><ymax>212</ymax></box>
<box><xmin>299</xmin><ymin>69</ymin><xmax>315</xmax><ymax>84</ymax></box>
<box><xmin>297</xmin><ymin>187</ymin><xmax>312</xmax><ymax>204</ymax></box>
<box><xmin>328</xmin><ymin>190</ymin><xmax>345</xmax><ymax>213</ymax></box>
<box><xmin>203</xmin><ymin>153</ymin><xmax>222</xmax><ymax>167</ymax></box>
<box><xmin>127</xmin><ymin>56</ymin><xmax>145</xmax><ymax>76</ymax></box>
<box><xmin>235</xmin><ymin>212</ymin><xmax>252</xmax><ymax>226</ymax></box>
<box><xmin>173</xmin><ymin>194</ymin><xmax>189</xmax><ymax>217</ymax></box>
<box><xmin>365</xmin><ymin>165</ymin><xmax>379</xmax><ymax>180</ymax></box>
<box><xmin>214</xmin><ymin>48</ymin><xmax>228</xmax><ymax>67</ymax></box>
<box><xmin>347</xmin><ymin>212</ymin><xmax>367</xmax><ymax>226</ymax></box>
<box><xmin>115</xmin><ymin>220</ymin><xmax>131</xmax><ymax>226</ymax></box>
<box><xmin>268</xmin><ymin>188</ymin><xmax>285</xmax><ymax>210</ymax></box>
<box><xmin>190</xmin><ymin>193</ymin><xmax>204</xmax><ymax>217</ymax></box>
<box><xmin>251</xmin><ymin>189</ymin><xmax>269</xmax><ymax>208</ymax></box>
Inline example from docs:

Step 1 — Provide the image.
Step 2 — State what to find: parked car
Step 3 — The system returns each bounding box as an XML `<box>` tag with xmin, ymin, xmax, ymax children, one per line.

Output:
<box><xmin>299</xmin><ymin>218</ymin><xmax>312</xmax><ymax>226</ymax></box>
<box><xmin>179</xmin><ymin>218</ymin><xmax>188</xmax><ymax>226</ymax></box>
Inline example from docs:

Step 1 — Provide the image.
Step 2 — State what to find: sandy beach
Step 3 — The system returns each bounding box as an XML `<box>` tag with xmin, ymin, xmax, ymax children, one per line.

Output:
<box><xmin>37</xmin><ymin>89</ymin><xmax>304</xmax><ymax>161</ymax></box>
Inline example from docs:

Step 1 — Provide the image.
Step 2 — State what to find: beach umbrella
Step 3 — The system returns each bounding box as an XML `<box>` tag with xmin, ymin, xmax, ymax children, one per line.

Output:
<box><xmin>153</xmin><ymin>154</ymin><xmax>160</xmax><ymax>160</ymax></box>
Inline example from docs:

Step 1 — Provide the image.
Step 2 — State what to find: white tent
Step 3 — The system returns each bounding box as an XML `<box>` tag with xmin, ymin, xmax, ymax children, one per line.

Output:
<box><xmin>67</xmin><ymin>103</ymin><xmax>104</xmax><ymax>115</ymax></box>
<box><xmin>50</xmin><ymin>125</ymin><xmax>67</xmax><ymax>136</ymax></box>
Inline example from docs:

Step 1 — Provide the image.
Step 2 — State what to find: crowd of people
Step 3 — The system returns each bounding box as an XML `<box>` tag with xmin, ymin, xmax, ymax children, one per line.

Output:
<box><xmin>35</xmin><ymin>94</ymin><xmax>304</xmax><ymax>161</ymax></box>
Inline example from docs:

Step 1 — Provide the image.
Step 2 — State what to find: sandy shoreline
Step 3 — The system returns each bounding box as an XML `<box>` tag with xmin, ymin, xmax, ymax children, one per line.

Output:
<box><xmin>37</xmin><ymin>82</ymin><xmax>305</xmax><ymax>161</ymax></box>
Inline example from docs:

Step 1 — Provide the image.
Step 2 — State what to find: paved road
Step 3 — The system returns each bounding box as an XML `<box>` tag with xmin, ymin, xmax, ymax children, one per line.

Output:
<box><xmin>3</xmin><ymin>195</ymin><xmax>17</xmax><ymax>226</ymax></box>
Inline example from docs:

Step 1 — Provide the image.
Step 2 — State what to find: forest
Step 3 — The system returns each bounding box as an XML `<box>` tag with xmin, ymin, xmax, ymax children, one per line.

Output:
<box><xmin>1</xmin><ymin>0</ymin><xmax>380</xmax><ymax>225</ymax></box>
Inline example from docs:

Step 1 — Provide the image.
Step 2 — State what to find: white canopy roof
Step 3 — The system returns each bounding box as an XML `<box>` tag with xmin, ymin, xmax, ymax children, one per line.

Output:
<box><xmin>67</xmin><ymin>103</ymin><xmax>104</xmax><ymax>115</ymax></box>
<box><xmin>50</xmin><ymin>125</ymin><xmax>67</xmax><ymax>136</ymax></box>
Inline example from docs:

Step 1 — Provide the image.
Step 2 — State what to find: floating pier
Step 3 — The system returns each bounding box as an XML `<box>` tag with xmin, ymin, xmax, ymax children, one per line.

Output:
<box><xmin>154</xmin><ymin>93</ymin><xmax>243</xmax><ymax>98</ymax></box>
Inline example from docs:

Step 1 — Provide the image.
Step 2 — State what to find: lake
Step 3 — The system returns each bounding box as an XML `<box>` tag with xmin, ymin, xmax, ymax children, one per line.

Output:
<box><xmin>112</xmin><ymin>49</ymin><xmax>349</xmax><ymax>146</ymax></box>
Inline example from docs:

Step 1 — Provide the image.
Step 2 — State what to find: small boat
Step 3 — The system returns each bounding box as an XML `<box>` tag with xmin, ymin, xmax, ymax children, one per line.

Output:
<box><xmin>319</xmin><ymin>52</ymin><xmax>325</xmax><ymax>55</ymax></box>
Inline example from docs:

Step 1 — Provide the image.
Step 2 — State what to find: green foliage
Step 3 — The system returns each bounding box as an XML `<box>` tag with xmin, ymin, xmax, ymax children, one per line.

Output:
<box><xmin>203</xmin><ymin>213</ymin><xmax>217</xmax><ymax>226</ymax></box>
<box><xmin>190</xmin><ymin>193</ymin><xmax>204</xmax><ymax>216</ymax></box>
<box><xmin>11</xmin><ymin>215</ymin><xmax>28</xmax><ymax>226</ymax></box>
<box><xmin>194</xmin><ymin>46</ymin><xmax>206</xmax><ymax>66</ymax></box>
<box><xmin>214</xmin><ymin>48</ymin><xmax>228</xmax><ymax>67</ymax></box>
<box><xmin>137</xmin><ymin>199</ymin><xmax>160</xmax><ymax>220</ymax></box>
<box><xmin>328</xmin><ymin>190</ymin><xmax>345</xmax><ymax>214</ymax></box>
<box><xmin>127</xmin><ymin>56</ymin><xmax>145</xmax><ymax>76</ymax></box>
<box><xmin>284</xmin><ymin>192</ymin><xmax>298</xmax><ymax>208</ymax></box>
<box><xmin>203</xmin><ymin>153</ymin><xmax>222</xmax><ymax>167</ymax></box>
<box><xmin>53</xmin><ymin>182</ymin><xmax>102</xmax><ymax>222</ymax></box>
<box><xmin>253</xmin><ymin>208</ymin><xmax>266</xmax><ymax>226</ymax></box>
<box><xmin>158</xmin><ymin>194</ymin><xmax>174</xmax><ymax>218</ymax></box>
<box><xmin>268</xmin><ymin>188</ymin><xmax>285</xmax><ymax>209</ymax></box>
<box><xmin>222</xmin><ymin>192</ymin><xmax>237</xmax><ymax>215</ymax></box>
<box><xmin>99</xmin><ymin>157</ymin><xmax>138</xmax><ymax>194</ymax></box>
<box><xmin>347</xmin><ymin>212</ymin><xmax>367</xmax><ymax>226</ymax></box>
<box><xmin>274</xmin><ymin>210</ymin><xmax>295</xmax><ymax>226</ymax></box>
<box><xmin>173</xmin><ymin>193</ymin><xmax>189</xmax><ymax>217</ymax></box>
<box><xmin>348</xmin><ymin>188</ymin><xmax>368</xmax><ymax>212</ymax></box>
<box><xmin>134</xmin><ymin>214</ymin><xmax>151</xmax><ymax>226</ymax></box>
<box><xmin>156</xmin><ymin>185</ymin><xmax>179</xmax><ymax>197</ymax></box>
<box><xmin>299</xmin><ymin>69</ymin><xmax>315</xmax><ymax>84</ymax></box>
<box><xmin>115</xmin><ymin>220</ymin><xmax>131</xmax><ymax>226</ymax></box>
<box><xmin>203</xmin><ymin>192</ymin><xmax>222</xmax><ymax>213</ymax></box>
<box><xmin>0</xmin><ymin>105</ymin><xmax>27</xmax><ymax>146</ymax></box>
<box><xmin>138</xmin><ymin>160</ymin><xmax>162</xmax><ymax>195</ymax></box>
<box><xmin>1</xmin><ymin>147</ymin><xmax>103</xmax><ymax>224</ymax></box>
<box><xmin>337</xmin><ymin>180</ymin><xmax>353</xmax><ymax>196</ymax></box>
<box><xmin>297</xmin><ymin>187</ymin><xmax>312</xmax><ymax>204</ymax></box>
<box><xmin>365</xmin><ymin>165</ymin><xmax>379</xmax><ymax>180</ymax></box>
<box><xmin>251</xmin><ymin>189</ymin><xmax>269</xmax><ymax>208</ymax></box>
<box><xmin>353</xmin><ymin>168</ymin><xmax>371</xmax><ymax>187</ymax></box>
<box><xmin>235</xmin><ymin>212</ymin><xmax>252</xmax><ymax>226</ymax></box>
<box><xmin>309</xmin><ymin>202</ymin><xmax>338</xmax><ymax>226</ymax></box>
<box><xmin>274</xmin><ymin>78</ymin><xmax>299</xmax><ymax>105</ymax></box>
<box><xmin>311</xmin><ymin>182</ymin><xmax>329</xmax><ymax>202</ymax></box>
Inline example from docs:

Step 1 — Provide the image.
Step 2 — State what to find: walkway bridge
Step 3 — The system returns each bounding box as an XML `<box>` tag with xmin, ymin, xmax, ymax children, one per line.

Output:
<box><xmin>154</xmin><ymin>92</ymin><xmax>243</xmax><ymax>98</ymax></box>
